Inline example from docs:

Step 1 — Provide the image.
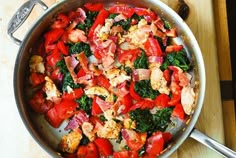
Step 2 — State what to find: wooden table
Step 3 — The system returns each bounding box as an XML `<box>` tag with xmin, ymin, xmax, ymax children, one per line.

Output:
<box><xmin>0</xmin><ymin>0</ymin><xmax>234</xmax><ymax>157</ymax></box>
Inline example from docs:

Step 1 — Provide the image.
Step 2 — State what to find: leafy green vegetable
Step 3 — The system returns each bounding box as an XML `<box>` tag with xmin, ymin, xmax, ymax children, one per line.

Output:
<box><xmin>160</xmin><ymin>49</ymin><xmax>191</xmax><ymax>71</ymax></box>
<box><xmin>124</xmin><ymin>66</ymin><xmax>132</xmax><ymax>75</ymax></box>
<box><xmin>134</xmin><ymin>80</ymin><xmax>159</xmax><ymax>100</ymax></box>
<box><xmin>99</xmin><ymin>115</ymin><xmax>107</xmax><ymax>122</ymax></box>
<box><xmin>56</xmin><ymin>59</ymin><xmax>68</xmax><ymax>75</ymax></box>
<box><xmin>134</xmin><ymin>51</ymin><xmax>149</xmax><ymax>69</ymax></box>
<box><xmin>129</xmin><ymin>108</ymin><xmax>173</xmax><ymax>134</ymax></box>
<box><xmin>162</xmin><ymin>18</ymin><xmax>172</xmax><ymax>30</ymax></box>
<box><xmin>108</xmin><ymin>13</ymin><xmax>118</xmax><ymax>19</ymax></box>
<box><xmin>80</xmin><ymin>134</ymin><xmax>90</xmax><ymax>145</ymax></box>
<box><xmin>62</xmin><ymin>72</ymin><xmax>83</xmax><ymax>92</ymax></box>
<box><xmin>69</xmin><ymin>42</ymin><xmax>92</xmax><ymax>57</ymax></box>
<box><xmin>138</xmin><ymin>146</ymin><xmax>146</xmax><ymax>156</ymax></box>
<box><xmin>75</xmin><ymin>94</ymin><xmax>92</xmax><ymax>115</ymax></box>
<box><xmin>77</xmin><ymin>11</ymin><xmax>98</xmax><ymax>32</ymax></box>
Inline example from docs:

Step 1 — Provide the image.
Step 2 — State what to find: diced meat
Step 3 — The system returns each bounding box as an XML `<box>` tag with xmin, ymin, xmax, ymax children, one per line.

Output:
<box><xmin>84</xmin><ymin>86</ymin><xmax>110</xmax><ymax>97</ymax></box>
<box><xmin>64</xmin><ymin>56</ymin><xmax>79</xmax><ymax>82</ymax></box>
<box><xmin>181</xmin><ymin>86</ymin><xmax>195</xmax><ymax>115</ymax></box>
<box><xmin>68</xmin><ymin>29</ymin><xmax>87</xmax><ymax>43</ymax></box>
<box><xmin>81</xmin><ymin>122</ymin><xmax>95</xmax><ymax>141</ymax></box>
<box><xmin>44</xmin><ymin>76</ymin><xmax>61</xmax><ymax>103</ymax></box>
<box><xmin>150</xmin><ymin>67</ymin><xmax>170</xmax><ymax>95</ymax></box>
<box><xmin>59</xmin><ymin>130</ymin><xmax>82</xmax><ymax>153</ymax></box>
<box><xmin>65</xmin><ymin>111</ymin><xmax>89</xmax><ymax>131</ymax></box>
<box><xmin>29</xmin><ymin>55</ymin><xmax>45</xmax><ymax>73</ymax></box>
<box><xmin>96</xmin><ymin>119</ymin><xmax>121</xmax><ymax>139</ymax></box>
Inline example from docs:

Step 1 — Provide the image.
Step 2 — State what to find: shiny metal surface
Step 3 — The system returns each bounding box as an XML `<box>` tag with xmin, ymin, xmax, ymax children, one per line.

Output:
<box><xmin>11</xmin><ymin>0</ymin><xmax>233</xmax><ymax>158</ymax></box>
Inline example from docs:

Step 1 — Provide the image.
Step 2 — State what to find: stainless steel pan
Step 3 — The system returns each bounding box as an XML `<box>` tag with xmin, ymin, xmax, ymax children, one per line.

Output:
<box><xmin>8</xmin><ymin>0</ymin><xmax>236</xmax><ymax>157</ymax></box>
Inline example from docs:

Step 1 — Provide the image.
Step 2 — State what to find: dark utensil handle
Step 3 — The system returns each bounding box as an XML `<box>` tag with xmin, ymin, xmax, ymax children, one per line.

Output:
<box><xmin>7</xmin><ymin>0</ymin><xmax>48</xmax><ymax>45</ymax></box>
<box><xmin>190</xmin><ymin>128</ymin><xmax>236</xmax><ymax>158</ymax></box>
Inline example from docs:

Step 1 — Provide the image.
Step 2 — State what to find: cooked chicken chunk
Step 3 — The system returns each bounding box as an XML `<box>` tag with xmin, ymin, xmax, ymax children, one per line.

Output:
<box><xmin>29</xmin><ymin>55</ymin><xmax>45</xmax><ymax>73</ymax></box>
<box><xmin>59</xmin><ymin>131</ymin><xmax>82</xmax><ymax>153</ymax></box>
<box><xmin>44</xmin><ymin>76</ymin><xmax>61</xmax><ymax>102</ymax></box>
<box><xmin>181</xmin><ymin>86</ymin><xmax>196</xmax><ymax>115</ymax></box>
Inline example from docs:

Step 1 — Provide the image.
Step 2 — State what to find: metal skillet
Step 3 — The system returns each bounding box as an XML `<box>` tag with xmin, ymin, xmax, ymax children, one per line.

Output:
<box><xmin>8</xmin><ymin>0</ymin><xmax>236</xmax><ymax>157</ymax></box>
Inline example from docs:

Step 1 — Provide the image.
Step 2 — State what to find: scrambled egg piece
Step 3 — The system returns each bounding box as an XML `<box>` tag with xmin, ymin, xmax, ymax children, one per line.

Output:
<box><xmin>84</xmin><ymin>86</ymin><xmax>110</xmax><ymax>97</ymax></box>
<box><xmin>29</xmin><ymin>55</ymin><xmax>45</xmax><ymax>73</ymax></box>
<box><xmin>123</xmin><ymin>118</ymin><xmax>136</xmax><ymax>129</ymax></box>
<box><xmin>97</xmin><ymin>19</ymin><xmax>114</xmax><ymax>40</ymax></box>
<box><xmin>59</xmin><ymin>131</ymin><xmax>82</xmax><ymax>153</ymax></box>
<box><xmin>44</xmin><ymin>76</ymin><xmax>61</xmax><ymax>101</ymax></box>
<box><xmin>105</xmin><ymin>68</ymin><xmax>131</xmax><ymax>87</ymax></box>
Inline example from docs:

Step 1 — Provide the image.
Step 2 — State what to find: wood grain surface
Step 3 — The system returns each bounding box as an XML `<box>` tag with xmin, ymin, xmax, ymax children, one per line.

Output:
<box><xmin>0</xmin><ymin>0</ymin><xmax>230</xmax><ymax>157</ymax></box>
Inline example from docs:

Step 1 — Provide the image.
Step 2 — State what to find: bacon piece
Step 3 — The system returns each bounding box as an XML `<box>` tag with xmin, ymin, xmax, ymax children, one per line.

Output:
<box><xmin>64</xmin><ymin>56</ymin><xmax>79</xmax><ymax>82</ymax></box>
<box><xmin>132</xmin><ymin>69</ymin><xmax>151</xmax><ymax>81</ymax></box>
<box><xmin>65</xmin><ymin>111</ymin><xmax>89</xmax><ymax>131</ymax></box>
<box><xmin>68</xmin><ymin>29</ymin><xmax>87</xmax><ymax>43</ymax></box>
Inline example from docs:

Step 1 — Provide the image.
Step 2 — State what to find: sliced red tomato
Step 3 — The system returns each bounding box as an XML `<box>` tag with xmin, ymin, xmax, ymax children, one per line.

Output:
<box><xmin>77</xmin><ymin>142</ymin><xmax>99</xmax><ymax>158</ymax></box>
<box><xmin>129</xmin><ymin>81</ymin><xmax>142</xmax><ymax>101</ymax></box>
<box><xmin>44</xmin><ymin>28</ymin><xmax>65</xmax><ymax>46</ymax></box>
<box><xmin>119</xmin><ymin>94</ymin><xmax>133</xmax><ymax>114</ymax></box>
<box><xmin>46</xmin><ymin>47</ymin><xmax>62</xmax><ymax>68</ymax></box>
<box><xmin>172</xmin><ymin>103</ymin><xmax>185</xmax><ymax>120</ymax></box>
<box><xmin>163</xmin><ymin>69</ymin><xmax>171</xmax><ymax>84</ymax></box>
<box><xmin>146</xmin><ymin>132</ymin><xmax>164</xmax><ymax>156</ymax></box>
<box><xmin>55</xmin><ymin>99</ymin><xmax>78</xmax><ymax>119</ymax></box>
<box><xmin>57</xmin><ymin>40</ymin><xmax>69</xmax><ymax>55</ymax></box>
<box><xmin>133</xmin><ymin>7</ymin><xmax>157</xmax><ymax>20</ymax></box>
<box><xmin>50</xmin><ymin>67</ymin><xmax>63</xmax><ymax>83</ymax></box>
<box><xmin>94</xmin><ymin>138</ymin><xmax>113</xmax><ymax>156</ymax></box>
<box><xmin>91</xmin><ymin>96</ymin><xmax>103</xmax><ymax>115</ymax></box>
<box><xmin>29</xmin><ymin>72</ymin><xmax>45</xmax><ymax>86</ymax></box>
<box><xmin>109</xmin><ymin>5</ymin><xmax>135</xmax><ymax>18</ymax></box>
<box><xmin>118</xmin><ymin>48</ymin><xmax>141</xmax><ymax>63</ymax></box>
<box><xmin>45</xmin><ymin>107</ymin><xmax>64</xmax><ymax>128</ymax></box>
<box><xmin>88</xmin><ymin>9</ymin><xmax>109</xmax><ymax>39</ymax></box>
<box><xmin>84</xmin><ymin>3</ymin><xmax>104</xmax><ymax>11</ymax></box>
<box><xmin>89</xmin><ymin>115</ymin><xmax>104</xmax><ymax>126</ymax></box>
<box><xmin>144</xmin><ymin>37</ymin><xmax>163</xmax><ymax>57</ymax></box>
<box><xmin>77</xmin><ymin>68</ymin><xmax>86</xmax><ymax>77</ymax></box>
<box><xmin>168</xmin><ymin>93</ymin><xmax>181</xmax><ymax>106</ymax></box>
<box><xmin>51</xmin><ymin>13</ymin><xmax>70</xmax><ymax>29</ymax></box>
<box><xmin>165</xmin><ymin>45</ymin><xmax>183</xmax><ymax>53</ymax></box>
<box><xmin>129</xmin><ymin>99</ymin><xmax>154</xmax><ymax>111</ymax></box>
<box><xmin>62</xmin><ymin>88</ymin><xmax>84</xmax><ymax>100</ymax></box>
<box><xmin>96</xmin><ymin>75</ymin><xmax>111</xmax><ymax>89</ymax></box>
<box><xmin>113</xmin><ymin>150</ymin><xmax>138</xmax><ymax>158</ymax></box>
<box><xmin>163</xmin><ymin>132</ymin><xmax>172</xmax><ymax>144</ymax></box>
<box><xmin>154</xmin><ymin>94</ymin><xmax>171</xmax><ymax>108</ymax></box>
<box><xmin>28</xmin><ymin>90</ymin><xmax>53</xmax><ymax>114</ymax></box>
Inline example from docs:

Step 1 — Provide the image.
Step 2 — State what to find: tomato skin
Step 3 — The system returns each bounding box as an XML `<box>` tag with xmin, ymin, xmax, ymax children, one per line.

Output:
<box><xmin>129</xmin><ymin>81</ymin><xmax>142</xmax><ymax>101</ymax></box>
<box><xmin>46</xmin><ymin>47</ymin><xmax>62</xmax><ymax>68</ymax></box>
<box><xmin>129</xmin><ymin>99</ymin><xmax>154</xmax><ymax>111</ymax></box>
<box><xmin>45</xmin><ymin>107</ymin><xmax>64</xmax><ymax>128</ymax></box>
<box><xmin>57</xmin><ymin>40</ymin><xmax>69</xmax><ymax>55</ymax></box>
<box><xmin>163</xmin><ymin>69</ymin><xmax>171</xmax><ymax>84</ymax></box>
<box><xmin>168</xmin><ymin>93</ymin><xmax>181</xmax><ymax>106</ymax></box>
<box><xmin>88</xmin><ymin>9</ymin><xmax>109</xmax><ymax>39</ymax></box>
<box><xmin>113</xmin><ymin>150</ymin><xmax>138</xmax><ymax>158</ymax></box>
<box><xmin>28</xmin><ymin>90</ymin><xmax>53</xmax><ymax>114</ymax></box>
<box><xmin>77</xmin><ymin>145</ymin><xmax>87</xmax><ymax>158</ymax></box>
<box><xmin>133</xmin><ymin>7</ymin><xmax>157</xmax><ymax>20</ymax></box>
<box><xmin>51</xmin><ymin>13</ymin><xmax>70</xmax><ymax>29</ymax></box>
<box><xmin>144</xmin><ymin>37</ymin><xmax>163</xmax><ymax>57</ymax></box>
<box><xmin>126</xmin><ymin>132</ymin><xmax>147</xmax><ymax>151</ymax></box>
<box><xmin>154</xmin><ymin>94</ymin><xmax>171</xmax><ymax>108</ymax></box>
<box><xmin>62</xmin><ymin>88</ymin><xmax>84</xmax><ymax>100</ymax></box>
<box><xmin>118</xmin><ymin>48</ymin><xmax>140</xmax><ymax>63</ymax></box>
<box><xmin>77</xmin><ymin>68</ymin><xmax>86</xmax><ymax>78</ymax></box>
<box><xmin>44</xmin><ymin>28</ymin><xmax>65</xmax><ymax>46</ymax></box>
<box><xmin>91</xmin><ymin>96</ymin><xmax>103</xmax><ymax>115</ymax></box>
<box><xmin>172</xmin><ymin>103</ymin><xmax>185</xmax><ymax>120</ymax></box>
<box><xmin>77</xmin><ymin>142</ymin><xmax>99</xmax><ymax>158</ymax></box>
<box><xmin>165</xmin><ymin>45</ymin><xmax>183</xmax><ymax>53</ymax></box>
<box><xmin>146</xmin><ymin>132</ymin><xmax>164</xmax><ymax>156</ymax></box>
<box><xmin>119</xmin><ymin>94</ymin><xmax>133</xmax><ymax>114</ymax></box>
<box><xmin>96</xmin><ymin>75</ymin><xmax>111</xmax><ymax>89</ymax></box>
<box><xmin>163</xmin><ymin>132</ymin><xmax>172</xmax><ymax>144</ymax></box>
<box><xmin>50</xmin><ymin>67</ymin><xmax>63</xmax><ymax>83</ymax></box>
<box><xmin>109</xmin><ymin>5</ymin><xmax>135</xmax><ymax>18</ymax></box>
<box><xmin>55</xmin><ymin>100</ymin><xmax>78</xmax><ymax>119</ymax></box>
<box><xmin>84</xmin><ymin>3</ymin><xmax>104</xmax><ymax>11</ymax></box>
<box><xmin>29</xmin><ymin>72</ymin><xmax>45</xmax><ymax>86</ymax></box>
<box><xmin>94</xmin><ymin>138</ymin><xmax>113</xmax><ymax>156</ymax></box>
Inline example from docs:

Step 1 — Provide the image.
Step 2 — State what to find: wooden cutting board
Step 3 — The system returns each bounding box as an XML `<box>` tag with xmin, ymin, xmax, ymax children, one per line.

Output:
<box><xmin>0</xmin><ymin>0</ymin><xmax>225</xmax><ymax>157</ymax></box>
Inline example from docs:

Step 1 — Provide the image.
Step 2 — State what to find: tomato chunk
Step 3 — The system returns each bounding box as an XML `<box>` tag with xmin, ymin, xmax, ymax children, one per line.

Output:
<box><xmin>146</xmin><ymin>132</ymin><xmax>164</xmax><ymax>156</ymax></box>
<box><xmin>55</xmin><ymin>100</ymin><xmax>78</xmax><ymax>119</ymax></box>
<box><xmin>94</xmin><ymin>138</ymin><xmax>113</xmax><ymax>156</ymax></box>
<box><xmin>84</xmin><ymin>3</ymin><xmax>104</xmax><ymax>11</ymax></box>
<box><xmin>45</xmin><ymin>107</ymin><xmax>64</xmax><ymax>128</ymax></box>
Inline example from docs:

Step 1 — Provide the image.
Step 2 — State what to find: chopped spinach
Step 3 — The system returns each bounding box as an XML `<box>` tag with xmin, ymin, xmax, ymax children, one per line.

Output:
<box><xmin>56</xmin><ymin>59</ymin><xmax>68</xmax><ymax>75</ymax></box>
<box><xmin>75</xmin><ymin>94</ymin><xmax>92</xmax><ymax>115</ymax></box>
<box><xmin>129</xmin><ymin>108</ymin><xmax>173</xmax><ymax>134</ymax></box>
<box><xmin>154</xmin><ymin>36</ymin><xmax>171</xmax><ymax>52</ymax></box>
<box><xmin>160</xmin><ymin>48</ymin><xmax>191</xmax><ymax>71</ymax></box>
<box><xmin>108</xmin><ymin>13</ymin><xmax>118</xmax><ymax>19</ymax></box>
<box><xmin>162</xmin><ymin>18</ymin><xmax>172</xmax><ymax>30</ymax></box>
<box><xmin>138</xmin><ymin>146</ymin><xmax>146</xmax><ymax>156</ymax></box>
<box><xmin>79</xmin><ymin>134</ymin><xmax>89</xmax><ymax>145</ymax></box>
<box><xmin>76</xmin><ymin>11</ymin><xmax>98</xmax><ymax>32</ymax></box>
<box><xmin>62</xmin><ymin>72</ymin><xmax>83</xmax><ymax>92</ymax></box>
<box><xmin>99</xmin><ymin>115</ymin><xmax>107</xmax><ymax>122</ymax></box>
<box><xmin>69</xmin><ymin>42</ymin><xmax>92</xmax><ymax>57</ymax></box>
<box><xmin>134</xmin><ymin>51</ymin><xmax>149</xmax><ymax>69</ymax></box>
<box><xmin>134</xmin><ymin>80</ymin><xmax>159</xmax><ymax>100</ymax></box>
<box><xmin>124</xmin><ymin>66</ymin><xmax>132</xmax><ymax>75</ymax></box>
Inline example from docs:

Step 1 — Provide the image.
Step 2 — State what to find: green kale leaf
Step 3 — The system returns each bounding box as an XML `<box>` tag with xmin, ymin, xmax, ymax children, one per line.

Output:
<box><xmin>69</xmin><ymin>42</ymin><xmax>92</xmax><ymax>57</ymax></box>
<box><xmin>75</xmin><ymin>94</ymin><xmax>92</xmax><ymax>115</ymax></box>
<box><xmin>134</xmin><ymin>80</ymin><xmax>159</xmax><ymax>100</ymax></box>
<box><xmin>62</xmin><ymin>72</ymin><xmax>83</xmax><ymax>92</ymax></box>
<box><xmin>129</xmin><ymin>108</ymin><xmax>173</xmax><ymax>134</ymax></box>
<box><xmin>134</xmin><ymin>51</ymin><xmax>149</xmax><ymax>69</ymax></box>
<box><xmin>77</xmin><ymin>11</ymin><xmax>98</xmax><ymax>32</ymax></box>
<box><xmin>56</xmin><ymin>59</ymin><xmax>68</xmax><ymax>75</ymax></box>
<box><xmin>160</xmin><ymin>48</ymin><xmax>191</xmax><ymax>71</ymax></box>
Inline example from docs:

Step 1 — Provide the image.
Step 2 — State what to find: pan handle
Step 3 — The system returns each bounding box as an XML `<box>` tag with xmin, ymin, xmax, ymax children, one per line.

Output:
<box><xmin>190</xmin><ymin>128</ymin><xmax>236</xmax><ymax>158</ymax></box>
<box><xmin>7</xmin><ymin>0</ymin><xmax>48</xmax><ymax>45</ymax></box>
